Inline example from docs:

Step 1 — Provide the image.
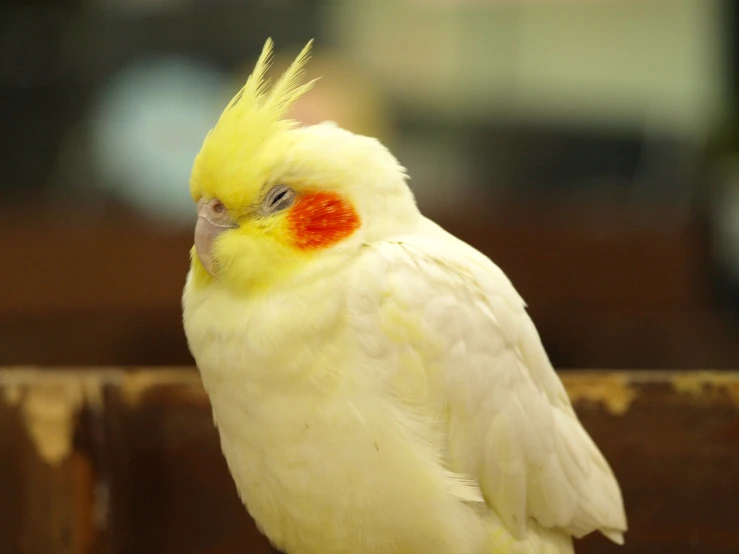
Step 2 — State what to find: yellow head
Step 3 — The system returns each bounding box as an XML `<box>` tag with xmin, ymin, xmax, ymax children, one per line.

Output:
<box><xmin>189</xmin><ymin>39</ymin><xmax>419</xmax><ymax>295</ymax></box>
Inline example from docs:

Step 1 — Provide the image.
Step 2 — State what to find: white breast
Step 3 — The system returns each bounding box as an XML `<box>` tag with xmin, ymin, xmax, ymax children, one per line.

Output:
<box><xmin>182</xmin><ymin>271</ymin><xmax>486</xmax><ymax>554</ymax></box>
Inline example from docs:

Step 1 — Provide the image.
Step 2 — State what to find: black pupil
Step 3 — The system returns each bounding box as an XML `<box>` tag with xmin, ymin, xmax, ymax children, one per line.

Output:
<box><xmin>271</xmin><ymin>189</ymin><xmax>287</xmax><ymax>206</ymax></box>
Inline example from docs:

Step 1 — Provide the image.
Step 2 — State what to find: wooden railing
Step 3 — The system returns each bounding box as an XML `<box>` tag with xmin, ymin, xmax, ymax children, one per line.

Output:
<box><xmin>1</xmin><ymin>368</ymin><xmax>737</xmax><ymax>554</ymax></box>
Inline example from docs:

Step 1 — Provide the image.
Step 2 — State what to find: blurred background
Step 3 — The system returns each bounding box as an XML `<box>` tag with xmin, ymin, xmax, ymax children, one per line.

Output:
<box><xmin>2</xmin><ymin>0</ymin><xmax>739</xmax><ymax>370</ymax></box>
<box><xmin>2</xmin><ymin>3</ymin><xmax>739</xmax><ymax>554</ymax></box>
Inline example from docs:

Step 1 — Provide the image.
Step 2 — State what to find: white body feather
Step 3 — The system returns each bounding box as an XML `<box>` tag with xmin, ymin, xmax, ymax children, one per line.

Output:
<box><xmin>183</xmin><ymin>215</ymin><xmax>626</xmax><ymax>554</ymax></box>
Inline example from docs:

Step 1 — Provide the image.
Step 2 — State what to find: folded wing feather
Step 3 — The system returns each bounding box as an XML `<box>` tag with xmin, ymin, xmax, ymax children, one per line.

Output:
<box><xmin>360</xmin><ymin>224</ymin><xmax>626</xmax><ymax>544</ymax></box>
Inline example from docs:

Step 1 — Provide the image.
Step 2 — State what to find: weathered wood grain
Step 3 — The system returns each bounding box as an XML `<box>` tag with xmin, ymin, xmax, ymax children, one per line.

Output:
<box><xmin>0</xmin><ymin>368</ymin><xmax>737</xmax><ymax>553</ymax></box>
<box><xmin>0</xmin><ymin>372</ymin><xmax>111</xmax><ymax>554</ymax></box>
<box><xmin>561</xmin><ymin>372</ymin><xmax>739</xmax><ymax>554</ymax></box>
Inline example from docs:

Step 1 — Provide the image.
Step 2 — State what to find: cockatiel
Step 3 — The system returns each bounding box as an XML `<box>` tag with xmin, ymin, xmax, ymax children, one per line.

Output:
<box><xmin>182</xmin><ymin>39</ymin><xmax>627</xmax><ymax>554</ymax></box>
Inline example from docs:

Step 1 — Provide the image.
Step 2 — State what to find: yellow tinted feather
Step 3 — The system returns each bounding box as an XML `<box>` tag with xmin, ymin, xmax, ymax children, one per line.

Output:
<box><xmin>224</xmin><ymin>37</ymin><xmax>275</xmax><ymax>112</ymax></box>
<box><xmin>190</xmin><ymin>38</ymin><xmax>317</xmax><ymax>205</ymax></box>
<box><xmin>263</xmin><ymin>39</ymin><xmax>316</xmax><ymax>118</ymax></box>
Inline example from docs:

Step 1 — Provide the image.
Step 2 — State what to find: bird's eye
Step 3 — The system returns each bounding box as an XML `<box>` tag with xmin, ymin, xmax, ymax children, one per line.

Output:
<box><xmin>212</xmin><ymin>201</ymin><xmax>225</xmax><ymax>214</ymax></box>
<box><xmin>263</xmin><ymin>185</ymin><xmax>295</xmax><ymax>214</ymax></box>
<box><xmin>271</xmin><ymin>189</ymin><xmax>288</xmax><ymax>205</ymax></box>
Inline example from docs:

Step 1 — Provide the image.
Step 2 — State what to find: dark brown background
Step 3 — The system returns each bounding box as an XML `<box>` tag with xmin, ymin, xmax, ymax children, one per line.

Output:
<box><xmin>3</xmin><ymin>205</ymin><xmax>739</xmax><ymax>370</ymax></box>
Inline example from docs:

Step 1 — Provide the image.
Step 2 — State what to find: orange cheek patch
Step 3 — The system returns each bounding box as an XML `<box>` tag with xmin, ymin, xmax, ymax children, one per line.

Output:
<box><xmin>287</xmin><ymin>191</ymin><xmax>361</xmax><ymax>251</ymax></box>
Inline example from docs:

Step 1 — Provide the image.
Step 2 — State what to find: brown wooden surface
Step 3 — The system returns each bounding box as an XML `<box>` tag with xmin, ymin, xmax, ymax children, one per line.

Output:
<box><xmin>0</xmin><ymin>368</ymin><xmax>737</xmax><ymax>554</ymax></box>
<box><xmin>0</xmin><ymin>374</ymin><xmax>110</xmax><ymax>554</ymax></box>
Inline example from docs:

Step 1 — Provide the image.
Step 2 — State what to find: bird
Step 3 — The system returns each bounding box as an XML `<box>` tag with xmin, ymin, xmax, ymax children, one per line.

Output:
<box><xmin>182</xmin><ymin>38</ymin><xmax>627</xmax><ymax>554</ymax></box>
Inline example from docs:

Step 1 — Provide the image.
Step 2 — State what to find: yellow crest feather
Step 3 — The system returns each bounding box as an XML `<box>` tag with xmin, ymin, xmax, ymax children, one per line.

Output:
<box><xmin>222</xmin><ymin>38</ymin><xmax>316</xmax><ymax>121</ymax></box>
<box><xmin>191</xmin><ymin>38</ymin><xmax>317</xmax><ymax>203</ymax></box>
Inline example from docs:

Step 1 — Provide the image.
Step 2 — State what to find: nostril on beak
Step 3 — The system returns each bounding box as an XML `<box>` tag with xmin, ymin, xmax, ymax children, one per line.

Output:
<box><xmin>199</xmin><ymin>198</ymin><xmax>237</xmax><ymax>228</ymax></box>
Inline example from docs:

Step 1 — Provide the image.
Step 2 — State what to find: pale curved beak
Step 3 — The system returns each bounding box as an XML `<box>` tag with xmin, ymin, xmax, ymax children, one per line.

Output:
<box><xmin>194</xmin><ymin>200</ymin><xmax>237</xmax><ymax>276</ymax></box>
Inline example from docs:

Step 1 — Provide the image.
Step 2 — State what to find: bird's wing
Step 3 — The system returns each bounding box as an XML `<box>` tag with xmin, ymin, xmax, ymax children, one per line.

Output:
<box><xmin>349</xmin><ymin>223</ymin><xmax>627</xmax><ymax>543</ymax></box>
